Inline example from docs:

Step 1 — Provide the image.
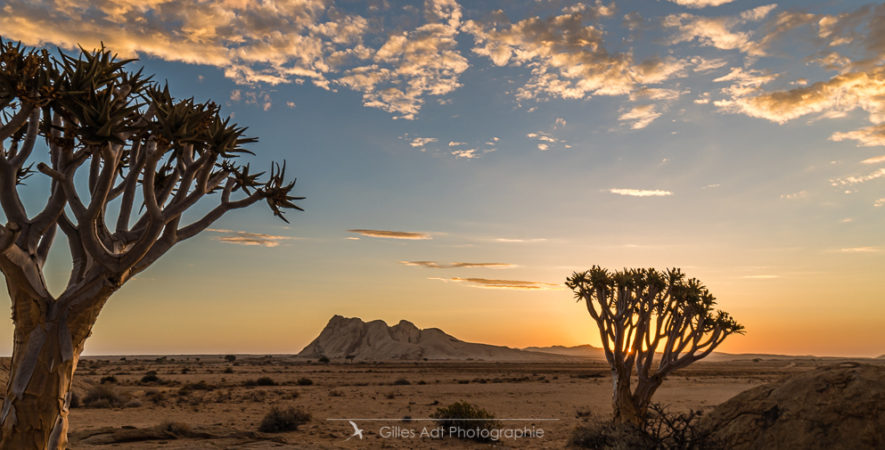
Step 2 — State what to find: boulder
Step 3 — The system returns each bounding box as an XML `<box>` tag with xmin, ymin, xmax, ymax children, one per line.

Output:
<box><xmin>701</xmin><ymin>362</ymin><xmax>885</xmax><ymax>449</ymax></box>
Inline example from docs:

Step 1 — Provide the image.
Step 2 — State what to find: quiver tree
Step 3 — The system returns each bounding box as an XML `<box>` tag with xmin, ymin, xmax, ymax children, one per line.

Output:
<box><xmin>565</xmin><ymin>267</ymin><xmax>743</xmax><ymax>427</ymax></box>
<box><xmin>0</xmin><ymin>41</ymin><xmax>302</xmax><ymax>448</ymax></box>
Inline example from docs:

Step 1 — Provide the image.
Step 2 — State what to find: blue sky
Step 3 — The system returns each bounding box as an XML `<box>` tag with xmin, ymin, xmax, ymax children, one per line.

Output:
<box><xmin>1</xmin><ymin>0</ymin><xmax>883</xmax><ymax>356</ymax></box>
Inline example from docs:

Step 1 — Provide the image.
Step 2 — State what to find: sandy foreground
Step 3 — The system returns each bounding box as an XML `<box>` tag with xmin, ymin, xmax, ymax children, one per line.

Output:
<box><xmin>7</xmin><ymin>356</ymin><xmax>876</xmax><ymax>448</ymax></box>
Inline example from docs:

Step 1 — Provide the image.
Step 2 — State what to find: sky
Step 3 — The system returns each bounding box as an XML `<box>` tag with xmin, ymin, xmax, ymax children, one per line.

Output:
<box><xmin>0</xmin><ymin>0</ymin><xmax>883</xmax><ymax>357</ymax></box>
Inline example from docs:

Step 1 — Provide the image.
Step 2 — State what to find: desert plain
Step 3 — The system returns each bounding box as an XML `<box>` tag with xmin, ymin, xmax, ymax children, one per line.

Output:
<box><xmin>3</xmin><ymin>355</ymin><xmax>880</xmax><ymax>448</ymax></box>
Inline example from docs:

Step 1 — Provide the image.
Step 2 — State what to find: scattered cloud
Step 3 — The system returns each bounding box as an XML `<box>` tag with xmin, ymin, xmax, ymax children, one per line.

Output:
<box><xmin>410</xmin><ymin>137</ymin><xmax>438</xmax><ymax>148</ymax></box>
<box><xmin>839</xmin><ymin>247</ymin><xmax>879</xmax><ymax>253</ymax></box>
<box><xmin>619</xmin><ymin>104</ymin><xmax>662</xmax><ymax>129</ymax></box>
<box><xmin>609</xmin><ymin>188</ymin><xmax>674</xmax><ymax>197</ymax></box>
<box><xmin>829</xmin><ymin>168</ymin><xmax>885</xmax><ymax>186</ymax></box>
<box><xmin>208</xmin><ymin>230</ymin><xmax>296</xmax><ymax>248</ymax></box>
<box><xmin>0</xmin><ymin>0</ymin><xmax>469</xmax><ymax>120</ymax></box>
<box><xmin>526</xmin><ymin>131</ymin><xmax>568</xmax><ymax>151</ymax></box>
<box><xmin>348</xmin><ymin>229</ymin><xmax>431</xmax><ymax>240</ymax></box>
<box><xmin>494</xmin><ymin>237</ymin><xmax>547</xmax><ymax>243</ymax></box>
<box><xmin>663</xmin><ymin>5</ymin><xmax>778</xmax><ymax>56</ymax></box>
<box><xmin>401</xmin><ymin>261</ymin><xmax>515</xmax><ymax>269</ymax></box>
<box><xmin>448</xmin><ymin>141</ymin><xmax>466</xmax><ymax>147</ymax></box>
<box><xmin>874</xmin><ymin>198</ymin><xmax>885</xmax><ymax>207</ymax></box>
<box><xmin>430</xmin><ymin>277</ymin><xmax>560</xmax><ymax>290</ymax></box>
<box><xmin>832</xmin><ymin>125</ymin><xmax>885</xmax><ymax>148</ymax></box>
<box><xmin>667</xmin><ymin>0</ymin><xmax>737</xmax><ymax>8</ymax></box>
<box><xmin>779</xmin><ymin>190</ymin><xmax>808</xmax><ymax>200</ymax></box>
<box><xmin>465</xmin><ymin>7</ymin><xmax>686</xmax><ymax>103</ymax></box>
<box><xmin>861</xmin><ymin>155</ymin><xmax>885</xmax><ymax>164</ymax></box>
<box><xmin>451</xmin><ymin>149</ymin><xmax>478</xmax><ymax>159</ymax></box>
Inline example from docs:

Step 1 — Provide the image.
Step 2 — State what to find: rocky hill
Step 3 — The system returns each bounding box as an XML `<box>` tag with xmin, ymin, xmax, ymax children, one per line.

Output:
<box><xmin>701</xmin><ymin>362</ymin><xmax>885</xmax><ymax>449</ymax></box>
<box><xmin>522</xmin><ymin>344</ymin><xmax>604</xmax><ymax>358</ymax></box>
<box><xmin>297</xmin><ymin>315</ymin><xmax>576</xmax><ymax>362</ymax></box>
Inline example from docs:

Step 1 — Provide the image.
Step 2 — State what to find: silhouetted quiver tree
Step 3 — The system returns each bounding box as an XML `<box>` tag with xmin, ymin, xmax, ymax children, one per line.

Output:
<box><xmin>566</xmin><ymin>267</ymin><xmax>743</xmax><ymax>427</ymax></box>
<box><xmin>0</xmin><ymin>41</ymin><xmax>302</xmax><ymax>448</ymax></box>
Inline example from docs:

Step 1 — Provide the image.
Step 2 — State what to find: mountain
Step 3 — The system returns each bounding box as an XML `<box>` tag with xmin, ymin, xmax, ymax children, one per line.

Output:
<box><xmin>297</xmin><ymin>315</ymin><xmax>576</xmax><ymax>362</ymax></box>
<box><xmin>522</xmin><ymin>344</ymin><xmax>604</xmax><ymax>358</ymax></box>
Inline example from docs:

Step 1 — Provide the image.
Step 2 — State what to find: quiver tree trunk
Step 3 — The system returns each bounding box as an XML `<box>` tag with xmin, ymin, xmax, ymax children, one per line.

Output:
<box><xmin>0</xmin><ymin>285</ymin><xmax>110</xmax><ymax>449</ymax></box>
<box><xmin>611</xmin><ymin>370</ymin><xmax>643</xmax><ymax>427</ymax></box>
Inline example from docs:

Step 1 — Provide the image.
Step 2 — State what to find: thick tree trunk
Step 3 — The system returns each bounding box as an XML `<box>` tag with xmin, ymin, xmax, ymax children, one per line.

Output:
<box><xmin>0</xmin><ymin>288</ymin><xmax>107</xmax><ymax>449</ymax></box>
<box><xmin>611</xmin><ymin>370</ymin><xmax>643</xmax><ymax>427</ymax></box>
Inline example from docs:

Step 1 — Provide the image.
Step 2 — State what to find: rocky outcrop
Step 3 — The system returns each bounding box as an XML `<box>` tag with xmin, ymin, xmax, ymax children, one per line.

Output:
<box><xmin>297</xmin><ymin>315</ymin><xmax>572</xmax><ymax>361</ymax></box>
<box><xmin>701</xmin><ymin>362</ymin><xmax>885</xmax><ymax>449</ymax></box>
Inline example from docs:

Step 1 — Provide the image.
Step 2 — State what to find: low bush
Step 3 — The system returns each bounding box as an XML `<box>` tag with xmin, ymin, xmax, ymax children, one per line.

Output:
<box><xmin>100</xmin><ymin>376</ymin><xmax>118</xmax><ymax>384</ymax></box>
<box><xmin>569</xmin><ymin>404</ymin><xmax>719</xmax><ymax>449</ymax></box>
<box><xmin>296</xmin><ymin>377</ymin><xmax>313</xmax><ymax>386</ymax></box>
<box><xmin>258</xmin><ymin>406</ymin><xmax>311</xmax><ymax>433</ymax></box>
<box><xmin>392</xmin><ymin>377</ymin><xmax>410</xmax><ymax>385</ymax></box>
<box><xmin>431</xmin><ymin>401</ymin><xmax>498</xmax><ymax>442</ymax></box>
<box><xmin>82</xmin><ymin>386</ymin><xmax>124</xmax><ymax>408</ymax></box>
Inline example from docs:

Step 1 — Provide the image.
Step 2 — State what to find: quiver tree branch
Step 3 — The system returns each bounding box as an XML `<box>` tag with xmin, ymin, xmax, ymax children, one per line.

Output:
<box><xmin>566</xmin><ymin>266</ymin><xmax>743</xmax><ymax>426</ymax></box>
<box><xmin>0</xmin><ymin>39</ymin><xmax>304</xmax><ymax>448</ymax></box>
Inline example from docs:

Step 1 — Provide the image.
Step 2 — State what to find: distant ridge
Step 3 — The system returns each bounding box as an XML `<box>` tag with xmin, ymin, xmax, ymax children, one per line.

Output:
<box><xmin>522</xmin><ymin>344</ymin><xmax>603</xmax><ymax>358</ymax></box>
<box><xmin>297</xmin><ymin>315</ymin><xmax>578</xmax><ymax>362</ymax></box>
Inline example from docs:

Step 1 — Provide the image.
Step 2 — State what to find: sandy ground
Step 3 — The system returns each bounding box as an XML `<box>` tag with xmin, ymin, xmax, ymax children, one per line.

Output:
<box><xmin>0</xmin><ymin>355</ymin><xmax>874</xmax><ymax>448</ymax></box>
<box><xmin>31</xmin><ymin>355</ymin><xmax>869</xmax><ymax>449</ymax></box>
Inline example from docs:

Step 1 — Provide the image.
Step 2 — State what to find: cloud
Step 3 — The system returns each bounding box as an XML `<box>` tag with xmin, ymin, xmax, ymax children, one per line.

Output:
<box><xmin>448</xmin><ymin>141</ymin><xmax>466</xmax><ymax>147</ymax></box>
<box><xmin>339</xmin><ymin>0</ymin><xmax>468</xmax><ymax>119</ymax></box>
<box><xmin>451</xmin><ymin>149</ymin><xmax>478</xmax><ymax>159</ymax></box>
<box><xmin>832</xmin><ymin>125</ymin><xmax>885</xmax><ymax>148</ymax></box>
<box><xmin>348</xmin><ymin>229</ymin><xmax>431</xmax><ymax>240</ymax></box>
<box><xmin>609</xmin><ymin>188</ymin><xmax>674</xmax><ymax>197</ymax></box>
<box><xmin>208</xmin><ymin>230</ymin><xmax>296</xmax><ymax>248</ymax></box>
<box><xmin>667</xmin><ymin>0</ymin><xmax>736</xmax><ymax>8</ymax></box>
<box><xmin>839</xmin><ymin>247</ymin><xmax>879</xmax><ymax>253</ymax></box>
<box><xmin>779</xmin><ymin>190</ymin><xmax>808</xmax><ymax>200</ymax></box>
<box><xmin>430</xmin><ymin>277</ymin><xmax>560</xmax><ymax>290</ymax></box>
<box><xmin>619</xmin><ymin>104</ymin><xmax>662</xmax><ymax>129</ymax></box>
<box><xmin>663</xmin><ymin>5</ymin><xmax>778</xmax><ymax>56</ymax></box>
<box><xmin>829</xmin><ymin>168</ymin><xmax>885</xmax><ymax>186</ymax></box>
<box><xmin>494</xmin><ymin>237</ymin><xmax>547</xmax><ymax>243</ymax></box>
<box><xmin>875</xmin><ymin>198</ymin><xmax>885</xmax><ymax>207</ymax></box>
<box><xmin>410</xmin><ymin>137</ymin><xmax>438</xmax><ymax>148</ymax></box>
<box><xmin>716</xmin><ymin>67</ymin><xmax>885</xmax><ymax>125</ymax></box>
<box><xmin>0</xmin><ymin>0</ymin><xmax>467</xmax><ymax>120</ymax></box>
<box><xmin>401</xmin><ymin>261</ymin><xmax>515</xmax><ymax>269</ymax></box>
<box><xmin>526</xmin><ymin>131</ymin><xmax>567</xmax><ymax>151</ymax></box>
<box><xmin>465</xmin><ymin>8</ymin><xmax>687</xmax><ymax>103</ymax></box>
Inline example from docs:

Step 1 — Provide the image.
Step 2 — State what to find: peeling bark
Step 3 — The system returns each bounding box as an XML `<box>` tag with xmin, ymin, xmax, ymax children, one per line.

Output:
<box><xmin>0</xmin><ymin>284</ymin><xmax>109</xmax><ymax>449</ymax></box>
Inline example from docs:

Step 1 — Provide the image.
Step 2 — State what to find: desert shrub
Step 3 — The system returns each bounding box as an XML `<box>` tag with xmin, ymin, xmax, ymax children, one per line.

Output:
<box><xmin>69</xmin><ymin>391</ymin><xmax>80</xmax><ymax>409</ymax></box>
<box><xmin>258</xmin><ymin>406</ymin><xmax>311</xmax><ymax>433</ymax></box>
<box><xmin>243</xmin><ymin>377</ymin><xmax>277</xmax><ymax>387</ymax></box>
<box><xmin>223</xmin><ymin>367</ymin><xmax>234</xmax><ymax>374</ymax></box>
<box><xmin>569</xmin><ymin>404</ymin><xmax>718</xmax><ymax>450</ymax></box>
<box><xmin>225</xmin><ymin>354</ymin><xmax>237</xmax><ymax>363</ymax></box>
<box><xmin>575</xmin><ymin>407</ymin><xmax>593</xmax><ymax>418</ymax></box>
<box><xmin>82</xmin><ymin>385</ymin><xmax>124</xmax><ymax>408</ymax></box>
<box><xmin>181</xmin><ymin>367</ymin><xmax>190</xmax><ymax>374</ymax></box>
<box><xmin>296</xmin><ymin>377</ymin><xmax>313</xmax><ymax>386</ymax></box>
<box><xmin>392</xmin><ymin>377</ymin><xmax>410</xmax><ymax>385</ymax></box>
<box><xmin>318</xmin><ymin>355</ymin><xmax>330</xmax><ymax>364</ymax></box>
<box><xmin>431</xmin><ymin>401</ymin><xmax>498</xmax><ymax>442</ymax></box>
<box><xmin>329</xmin><ymin>390</ymin><xmax>344</xmax><ymax>397</ymax></box>
<box><xmin>100</xmin><ymin>375</ymin><xmax>118</xmax><ymax>384</ymax></box>
<box><xmin>179</xmin><ymin>380</ymin><xmax>213</xmax><ymax>396</ymax></box>
<box><xmin>140</xmin><ymin>371</ymin><xmax>161</xmax><ymax>384</ymax></box>
<box><xmin>145</xmin><ymin>390</ymin><xmax>166</xmax><ymax>406</ymax></box>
